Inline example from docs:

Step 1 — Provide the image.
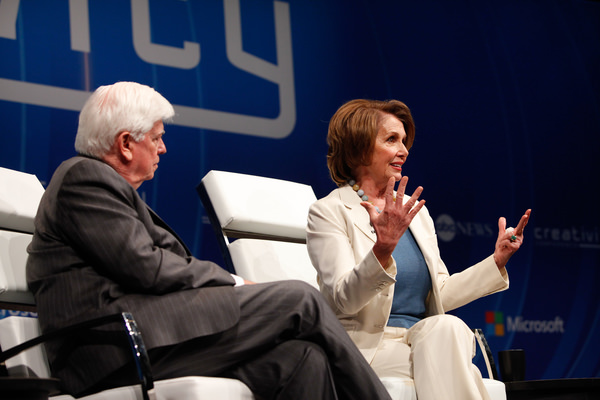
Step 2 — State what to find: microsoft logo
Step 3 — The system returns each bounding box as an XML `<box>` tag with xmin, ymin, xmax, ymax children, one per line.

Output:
<box><xmin>485</xmin><ymin>311</ymin><xmax>505</xmax><ymax>336</ymax></box>
<box><xmin>485</xmin><ymin>311</ymin><xmax>565</xmax><ymax>336</ymax></box>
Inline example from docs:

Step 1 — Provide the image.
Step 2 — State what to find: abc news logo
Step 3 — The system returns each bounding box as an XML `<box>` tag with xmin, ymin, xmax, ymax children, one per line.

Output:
<box><xmin>435</xmin><ymin>214</ymin><xmax>494</xmax><ymax>242</ymax></box>
<box><xmin>436</xmin><ymin>213</ymin><xmax>600</xmax><ymax>248</ymax></box>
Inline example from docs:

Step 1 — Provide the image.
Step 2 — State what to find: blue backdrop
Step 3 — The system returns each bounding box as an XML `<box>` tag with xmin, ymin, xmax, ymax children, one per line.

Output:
<box><xmin>1</xmin><ymin>0</ymin><xmax>599</xmax><ymax>381</ymax></box>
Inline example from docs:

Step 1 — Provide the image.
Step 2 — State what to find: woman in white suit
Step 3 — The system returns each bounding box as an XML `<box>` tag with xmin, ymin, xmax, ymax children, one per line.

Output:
<box><xmin>307</xmin><ymin>99</ymin><xmax>531</xmax><ymax>400</ymax></box>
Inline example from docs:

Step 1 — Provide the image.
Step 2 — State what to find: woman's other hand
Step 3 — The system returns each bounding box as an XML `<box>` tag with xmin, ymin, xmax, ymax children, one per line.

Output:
<box><xmin>493</xmin><ymin>209</ymin><xmax>532</xmax><ymax>269</ymax></box>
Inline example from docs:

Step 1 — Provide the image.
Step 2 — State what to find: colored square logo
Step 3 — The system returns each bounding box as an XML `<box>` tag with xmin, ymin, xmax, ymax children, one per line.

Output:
<box><xmin>485</xmin><ymin>311</ymin><xmax>505</xmax><ymax>336</ymax></box>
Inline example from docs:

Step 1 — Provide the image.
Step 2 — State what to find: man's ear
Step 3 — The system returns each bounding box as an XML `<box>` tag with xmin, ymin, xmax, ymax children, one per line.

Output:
<box><xmin>116</xmin><ymin>131</ymin><xmax>134</xmax><ymax>161</ymax></box>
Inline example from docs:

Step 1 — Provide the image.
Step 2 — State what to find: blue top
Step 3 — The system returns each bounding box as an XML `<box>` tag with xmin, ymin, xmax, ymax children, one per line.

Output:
<box><xmin>387</xmin><ymin>228</ymin><xmax>432</xmax><ymax>329</ymax></box>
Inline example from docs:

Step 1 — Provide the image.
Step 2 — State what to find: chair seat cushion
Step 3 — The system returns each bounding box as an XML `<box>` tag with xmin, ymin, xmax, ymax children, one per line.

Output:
<box><xmin>482</xmin><ymin>378</ymin><xmax>507</xmax><ymax>400</ymax></box>
<box><xmin>378</xmin><ymin>376</ymin><xmax>505</xmax><ymax>400</ymax></box>
<box><xmin>50</xmin><ymin>376</ymin><xmax>254</xmax><ymax>400</ymax></box>
<box><xmin>379</xmin><ymin>377</ymin><xmax>416</xmax><ymax>400</ymax></box>
<box><xmin>229</xmin><ymin>239</ymin><xmax>318</xmax><ymax>288</ymax></box>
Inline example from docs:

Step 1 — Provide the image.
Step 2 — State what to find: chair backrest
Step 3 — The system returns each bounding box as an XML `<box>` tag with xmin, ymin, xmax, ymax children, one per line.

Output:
<box><xmin>228</xmin><ymin>239</ymin><xmax>318</xmax><ymax>286</ymax></box>
<box><xmin>0</xmin><ymin>230</ymin><xmax>35</xmax><ymax>306</ymax></box>
<box><xmin>0</xmin><ymin>168</ymin><xmax>48</xmax><ymax>377</ymax></box>
<box><xmin>198</xmin><ymin>170</ymin><xmax>318</xmax><ymax>287</ymax></box>
<box><xmin>0</xmin><ymin>167</ymin><xmax>44</xmax><ymax>307</ymax></box>
<box><xmin>0</xmin><ymin>167</ymin><xmax>45</xmax><ymax>234</ymax></box>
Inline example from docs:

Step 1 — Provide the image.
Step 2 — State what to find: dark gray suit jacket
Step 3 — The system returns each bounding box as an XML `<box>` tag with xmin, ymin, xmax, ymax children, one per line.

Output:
<box><xmin>27</xmin><ymin>156</ymin><xmax>239</xmax><ymax>395</ymax></box>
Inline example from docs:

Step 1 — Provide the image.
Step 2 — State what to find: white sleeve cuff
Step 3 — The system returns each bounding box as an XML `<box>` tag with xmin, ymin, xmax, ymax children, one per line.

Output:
<box><xmin>231</xmin><ymin>273</ymin><xmax>245</xmax><ymax>287</ymax></box>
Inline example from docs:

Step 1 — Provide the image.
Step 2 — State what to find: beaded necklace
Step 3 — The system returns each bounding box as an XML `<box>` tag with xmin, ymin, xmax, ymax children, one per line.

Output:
<box><xmin>348</xmin><ymin>179</ymin><xmax>396</xmax><ymax>213</ymax></box>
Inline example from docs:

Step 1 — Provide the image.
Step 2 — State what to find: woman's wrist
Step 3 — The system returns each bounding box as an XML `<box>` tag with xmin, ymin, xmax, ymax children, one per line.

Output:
<box><xmin>373</xmin><ymin>242</ymin><xmax>395</xmax><ymax>269</ymax></box>
<box><xmin>493</xmin><ymin>253</ymin><xmax>507</xmax><ymax>270</ymax></box>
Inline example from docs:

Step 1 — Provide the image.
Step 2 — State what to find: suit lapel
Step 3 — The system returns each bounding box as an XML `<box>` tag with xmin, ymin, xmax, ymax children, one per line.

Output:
<box><xmin>147</xmin><ymin>206</ymin><xmax>192</xmax><ymax>256</ymax></box>
<box><xmin>339</xmin><ymin>185</ymin><xmax>377</xmax><ymax>243</ymax></box>
<box><xmin>407</xmin><ymin>209</ymin><xmax>444</xmax><ymax>314</ymax></box>
<box><xmin>408</xmin><ymin>212</ymin><xmax>437</xmax><ymax>273</ymax></box>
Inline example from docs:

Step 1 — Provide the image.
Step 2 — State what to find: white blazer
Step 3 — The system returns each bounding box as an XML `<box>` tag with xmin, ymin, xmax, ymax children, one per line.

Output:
<box><xmin>306</xmin><ymin>185</ymin><xmax>509</xmax><ymax>362</ymax></box>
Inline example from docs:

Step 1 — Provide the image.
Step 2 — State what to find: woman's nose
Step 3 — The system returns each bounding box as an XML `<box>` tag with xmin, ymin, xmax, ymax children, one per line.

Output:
<box><xmin>397</xmin><ymin>143</ymin><xmax>408</xmax><ymax>157</ymax></box>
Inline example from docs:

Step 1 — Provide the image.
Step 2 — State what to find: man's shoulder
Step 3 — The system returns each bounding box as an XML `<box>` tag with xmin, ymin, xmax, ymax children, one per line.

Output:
<box><xmin>53</xmin><ymin>155</ymin><xmax>105</xmax><ymax>178</ymax></box>
<box><xmin>46</xmin><ymin>156</ymin><xmax>131</xmax><ymax>202</ymax></box>
<box><xmin>61</xmin><ymin>155</ymin><xmax>110</xmax><ymax>173</ymax></box>
<box><xmin>57</xmin><ymin>156</ymin><xmax>122</xmax><ymax>185</ymax></box>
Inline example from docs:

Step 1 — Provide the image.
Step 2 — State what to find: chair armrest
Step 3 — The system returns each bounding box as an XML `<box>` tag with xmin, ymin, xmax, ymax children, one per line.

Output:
<box><xmin>0</xmin><ymin>312</ymin><xmax>154</xmax><ymax>400</ymax></box>
<box><xmin>473</xmin><ymin>328</ymin><xmax>499</xmax><ymax>380</ymax></box>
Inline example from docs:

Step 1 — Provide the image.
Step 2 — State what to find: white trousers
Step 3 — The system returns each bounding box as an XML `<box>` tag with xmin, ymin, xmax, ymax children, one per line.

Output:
<box><xmin>370</xmin><ymin>314</ymin><xmax>491</xmax><ymax>400</ymax></box>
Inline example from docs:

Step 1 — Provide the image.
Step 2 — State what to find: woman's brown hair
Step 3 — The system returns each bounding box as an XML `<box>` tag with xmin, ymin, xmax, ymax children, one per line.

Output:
<box><xmin>327</xmin><ymin>99</ymin><xmax>415</xmax><ymax>186</ymax></box>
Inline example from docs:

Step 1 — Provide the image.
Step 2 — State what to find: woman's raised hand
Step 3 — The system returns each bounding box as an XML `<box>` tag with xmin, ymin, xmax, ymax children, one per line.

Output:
<box><xmin>493</xmin><ymin>209</ymin><xmax>532</xmax><ymax>269</ymax></box>
<box><xmin>361</xmin><ymin>176</ymin><xmax>426</xmax><ymax>268</ymax></box>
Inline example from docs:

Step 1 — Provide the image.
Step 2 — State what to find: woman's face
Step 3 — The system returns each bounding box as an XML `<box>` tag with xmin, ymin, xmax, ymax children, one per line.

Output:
<box><xmin>356</xmin><ymin>113</ymin><xmax>409</xmax><ymax>186</ymax></box>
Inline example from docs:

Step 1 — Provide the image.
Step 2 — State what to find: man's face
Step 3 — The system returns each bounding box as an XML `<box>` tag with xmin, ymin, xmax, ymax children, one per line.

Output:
<box><xmin>128</xmin><ymin>120</ymin><xmax>166</xmax><ymax>187</ymax></box>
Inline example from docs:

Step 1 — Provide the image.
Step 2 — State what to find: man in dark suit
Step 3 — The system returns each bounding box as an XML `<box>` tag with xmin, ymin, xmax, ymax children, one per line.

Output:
<box><xmin>26</xmin><ymin>82</ymin><xmax>392</xmax><ymax>399</ymax></box>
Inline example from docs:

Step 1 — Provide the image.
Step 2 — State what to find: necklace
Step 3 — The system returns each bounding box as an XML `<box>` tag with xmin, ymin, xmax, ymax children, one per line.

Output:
<box><xmin>348</xmin><ymin>179</ymin><xmax>369</xmax><ymax>201</ymax></box>
<box><xmin>349</xmin><ymin>179</ymin><xmax>393</xmax><ymax>213</ymax></box>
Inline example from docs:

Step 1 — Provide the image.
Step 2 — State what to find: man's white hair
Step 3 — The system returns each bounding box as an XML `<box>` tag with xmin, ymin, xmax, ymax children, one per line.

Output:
<box><xmin>75</xmin><ymin>82</ymin><xmax>175</xmax><ymax>158</ymax></box>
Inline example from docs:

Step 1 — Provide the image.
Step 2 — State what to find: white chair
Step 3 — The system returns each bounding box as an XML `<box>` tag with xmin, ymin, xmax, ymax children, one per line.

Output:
<box><xmin>0</xmin><ymin>167</ymin><xmax>254</xmax><ymax>400</ymax></box>
<box><xmin>198</xmin><ymin>170</ymin><xmax>507</xmax><ymax>400</ymax></box>
<box><xmin>197</xmin><ymin>170</ymin><xmax>319</xmax><ymax>287</ymax></box>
